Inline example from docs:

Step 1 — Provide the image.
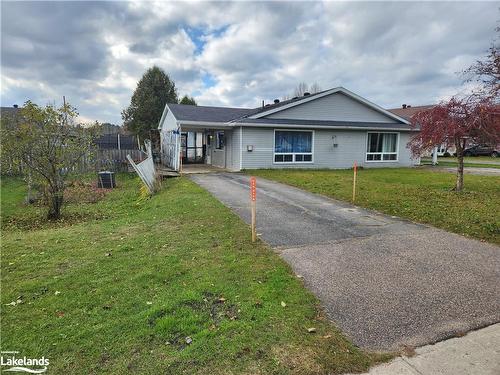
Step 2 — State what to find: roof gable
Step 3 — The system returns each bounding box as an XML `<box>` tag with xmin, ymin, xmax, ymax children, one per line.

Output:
<box><xmin>250</xmin><ymin>87</ymin><xmax>409</xmax><ymax>124</ymax></box>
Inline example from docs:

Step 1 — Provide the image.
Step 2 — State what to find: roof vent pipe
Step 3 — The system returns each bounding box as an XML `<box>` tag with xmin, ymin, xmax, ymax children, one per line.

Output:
<box><xmin>274</xmin><ymin>99</ymin><xmax>280</xmax><ymax>104</ymax></box>
<box><xmin>402</xmin><ymin>104</ymin><xmax>407</xmax><ymax>109</ymax></box>
<box><xmin>303</xmin><ymin>92</ymin><xmax>310</xmax><ymax>96</ymax></box>
<box><xmin>262</xmin><ymin>100</ymin><xmax>264</xmax><ymax>109</ymax></box>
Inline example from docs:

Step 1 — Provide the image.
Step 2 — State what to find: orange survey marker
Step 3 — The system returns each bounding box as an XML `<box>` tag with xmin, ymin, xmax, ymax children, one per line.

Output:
<box><xmin>250</xmin><ymin>176</ymin><xmax>257</xmax><ymax>201</ymax></box>
<box><xmin>250</xmin><ymin>177</ymin><xmax>257</xmax><ymax>242</ymax></box>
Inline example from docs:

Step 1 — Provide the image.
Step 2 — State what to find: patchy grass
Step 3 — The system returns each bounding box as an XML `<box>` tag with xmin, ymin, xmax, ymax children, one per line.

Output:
<box><xmin>1</xmin><ymin>174</ymin><xmax>390</xmax><ymax>374</ymax></box>
<box><xmin>248</xmin><ymin>168</ymin><xmax>500</xmax><ymax>245</ymax></box>
<box><xmin>1</xmin><ymin>177</ymin><xmax>112</xmax><ymax>231</ymax></box>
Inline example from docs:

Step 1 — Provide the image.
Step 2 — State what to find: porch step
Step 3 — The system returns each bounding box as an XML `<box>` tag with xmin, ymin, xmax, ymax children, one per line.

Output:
<box><xmin>156</xmin><ymin>167</ymin><xmax>180</xmax><ymax>178</ymax></box>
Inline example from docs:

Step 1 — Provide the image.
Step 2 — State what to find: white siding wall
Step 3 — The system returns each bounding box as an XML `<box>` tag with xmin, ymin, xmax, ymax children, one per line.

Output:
<box><xmin>267</xmin><ymin>92</ymin><xmax>398</xmax><ymax>123</ymax></box>
<box><xmin>241</xmin><ymin>127</ymin><xmax>417</xmax><ymax>169</ymax></box>
<box><xmin>161</xmin><ymin>108</ymin><xmax>178</xmax><ymax>131</ymax></box>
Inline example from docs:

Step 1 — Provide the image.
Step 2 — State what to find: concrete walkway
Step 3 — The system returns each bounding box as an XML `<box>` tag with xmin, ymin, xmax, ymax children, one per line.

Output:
<box><xmin>191</xmin><ymin>173</ymin><xmax>500</xmax><ymax>351</ymax></box>
<box><xmin>350</xmin><ymin>323</ymin><xmax>500</xmax><ymax>374</ymax></box>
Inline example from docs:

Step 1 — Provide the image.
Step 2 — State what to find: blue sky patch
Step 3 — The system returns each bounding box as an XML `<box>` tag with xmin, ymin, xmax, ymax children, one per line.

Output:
<box><xmin>185</xmin><ymin>25</ymin><xmax>229</xmax><ymax>55</ymax></box>
<box><xmin>202</xmin><ymin>73</ymin><xmax>217</xmax><ymax>88</ymax></box>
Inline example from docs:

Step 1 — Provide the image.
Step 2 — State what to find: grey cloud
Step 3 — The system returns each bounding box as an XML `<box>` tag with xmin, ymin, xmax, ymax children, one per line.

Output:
<box><xmin>1</xmin><ymin>1</ymin><xmax>498</xmax><ymax>124</ymax></box>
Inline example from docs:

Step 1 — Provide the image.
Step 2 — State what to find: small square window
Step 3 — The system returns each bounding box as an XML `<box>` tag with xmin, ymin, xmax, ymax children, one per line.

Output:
<box><xmin>295</xmin><ymin>154</ymin><xmax>304</xmax><ymax>162</ymax></box>
<box><xmin>303</xmin><ymin>154</ymin><xmax>312</xmax><ymax>161</ymax></box>
<box><xmin>275</xmin><ymin>154</ymin><xmax>284</xmax><ymax>162</ymax></box>
<box><xmin>284</xmin><ymin>154</ymin><xmax>293</xmax><ymax>162</ymax></box>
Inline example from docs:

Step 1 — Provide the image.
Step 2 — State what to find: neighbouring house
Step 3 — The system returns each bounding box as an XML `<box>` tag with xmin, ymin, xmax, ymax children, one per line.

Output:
<box><xmin>388</xmin><ymin>104</ymin><xmax>456</xmax><ymax>157</ymax></box>
<box><xmin>158</xmin><ymin>87</ymin><xmax>420</xmax><ymax>171</ymax></box>
<box><xmin>0</xmin><ymin>104</ymin><xmax>21</xmax><ymax>118</ymax></box>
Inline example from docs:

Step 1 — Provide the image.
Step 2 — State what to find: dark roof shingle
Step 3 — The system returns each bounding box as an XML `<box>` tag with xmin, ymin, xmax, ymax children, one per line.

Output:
<box><xmin>387</xmin><ymin>105</ymin><xmax>435</xmax><ymax>120</ymax></box>
<box><xmin>167</xmin><ymin>103</ymin><xmax>255</xmax><ymax>123</ymax></box>
<box><xmin>167</xmin><ymin>90</ymin><xmax>332</xmax><ymax>123</ymax></box>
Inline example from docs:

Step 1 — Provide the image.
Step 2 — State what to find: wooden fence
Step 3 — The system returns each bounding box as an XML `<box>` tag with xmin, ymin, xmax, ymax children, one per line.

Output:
<box><xmin>1</xmin><ymin>149</ymin><xmax>146</xmax><ymax>176</ymax></box>
<box><xmin>79</xmin><ymin>149</ymin><xmax>146</xmax><ymax>172</ymax></box>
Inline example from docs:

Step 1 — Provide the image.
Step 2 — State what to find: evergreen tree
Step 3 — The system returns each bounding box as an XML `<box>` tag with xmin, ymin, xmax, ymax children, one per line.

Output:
<box><xmin>122</xmin><ymin>66</ymin><xmax>178</xmax><ymax>140</ymax></box>
<box><xmin>179</xmin><ymin>95</ymin><xmax>197</xmax><ymax>105</ymax></box>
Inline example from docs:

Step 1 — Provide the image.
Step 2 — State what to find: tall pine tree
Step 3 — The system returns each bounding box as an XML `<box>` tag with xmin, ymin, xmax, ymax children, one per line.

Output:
<box><xmin>122</xmin><ymin>66</ymin><xmax>178</xmax><ymax>140</ymax></box>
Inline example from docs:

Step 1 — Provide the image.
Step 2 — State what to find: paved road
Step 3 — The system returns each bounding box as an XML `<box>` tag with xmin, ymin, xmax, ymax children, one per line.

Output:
<box><xmin>190</xmin><ymin>173</ymin><xmax>500</xmax><ymax>351</ymax></box>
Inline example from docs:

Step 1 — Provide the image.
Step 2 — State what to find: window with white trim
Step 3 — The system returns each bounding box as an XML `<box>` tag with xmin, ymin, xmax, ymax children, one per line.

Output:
<box><xmin>274</xmin><ymin>130</ymin><xmax>313</xmax><ymax>163</ymax></box>
<box><xmin>366</xmin><ymin>133</ymin><xmax>398</xmax><ymax>161</ymax></box>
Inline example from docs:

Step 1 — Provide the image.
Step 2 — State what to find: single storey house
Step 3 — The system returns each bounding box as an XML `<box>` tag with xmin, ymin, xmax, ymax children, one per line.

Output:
<box><xmin>158</xmin><ymin>87</ymin><xmax>419</xmax><ymax>171</ymax></box>
<box><xmin>388</xmin><ymin>104</ymin><xmax>456</xmax><ymax>157</ymax></box>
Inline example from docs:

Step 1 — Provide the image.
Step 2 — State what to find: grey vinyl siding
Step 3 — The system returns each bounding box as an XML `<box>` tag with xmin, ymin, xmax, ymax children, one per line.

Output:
<box><xmin>241</xmin><ymin>127</ymin><xmax>417</xmax><ymax>169</ymax></box>
<box><xmin>267</xmin><ymin>92</ymin><xmax>398</xmax><ymax>123</ymax></box>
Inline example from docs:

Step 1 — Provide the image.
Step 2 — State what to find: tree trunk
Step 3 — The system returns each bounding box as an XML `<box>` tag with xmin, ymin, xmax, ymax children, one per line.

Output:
<box><xmin>47</xmin><ymin>189</ymin><xmax>63</xmax><ymax>220</ymax></box>
<box><xmin>455</xmin><ymin>139</ymin><xmax>465</xmax><ymax>192</ymax></box>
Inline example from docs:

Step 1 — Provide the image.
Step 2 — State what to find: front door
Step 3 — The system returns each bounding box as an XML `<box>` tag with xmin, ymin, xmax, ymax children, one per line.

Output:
<box><xmin>210</xmin><ymin>130</ymin><xmax>226</xmax><ymax>168</ymax></box>
<box><xmin>181</xmin><ymin>132</ymin><xmax>205</xmax><ymax>164</ymax></box>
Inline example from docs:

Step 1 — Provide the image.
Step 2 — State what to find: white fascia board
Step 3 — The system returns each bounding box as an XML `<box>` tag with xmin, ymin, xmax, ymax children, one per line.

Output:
<box><xmin>236</xmin><ymin>122</ymin><xmax>418</xmax><ymax>132</ymax></box>
<box><xmin>250</xmin><ymin>86</ymin><xmax>410</xmax><ymax>125</ymax></box>
<box><xmin>178</xmin><ymin>120</ymin><xmax>235</xmax><ymax>129</ymax></box>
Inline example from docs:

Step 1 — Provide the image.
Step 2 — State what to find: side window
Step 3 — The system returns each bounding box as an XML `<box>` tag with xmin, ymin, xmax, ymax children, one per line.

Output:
<box><xmin>216</xmin><ymin>131</ymin><xmax>225</xmax><ymax>149</ymax></box>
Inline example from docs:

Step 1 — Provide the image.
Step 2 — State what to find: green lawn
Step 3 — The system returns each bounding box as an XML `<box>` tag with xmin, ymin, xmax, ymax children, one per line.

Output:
<box><xmin>1</xmin><ymin>175</ymin><xmax>388</xmax><ymax>374</ymax></box>
<box><xmin>248</xmin><ymin>168</ymin><xmax>500</xmax><ymax>245</ymax></box>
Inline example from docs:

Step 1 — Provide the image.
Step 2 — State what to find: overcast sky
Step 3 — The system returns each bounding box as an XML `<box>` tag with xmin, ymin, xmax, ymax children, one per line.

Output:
<box><xmin>1</xmin><ymin>1</ymin><xmax>498</xmax><ymax>124</ymax></box>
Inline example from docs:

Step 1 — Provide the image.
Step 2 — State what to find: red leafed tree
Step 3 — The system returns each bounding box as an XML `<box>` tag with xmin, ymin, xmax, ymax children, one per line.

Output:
<box><xmin>408</xmin><ymin>96</ymin><xmax>500</xmax><ymax>191</ymax></box>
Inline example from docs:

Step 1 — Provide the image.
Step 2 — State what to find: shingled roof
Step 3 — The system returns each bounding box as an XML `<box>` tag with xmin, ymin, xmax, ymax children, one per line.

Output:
<box><xmin>167</xmin><ymin>88</ymin><xmax>412</xmax><ymax>125</ymax></box>
<box><xmin>166</xmin><ymin>90</ymin><xmax>333</xmax><ymax>123</ymax></box>
<box><xmin>387</xmin><ymin>105</ymin><xmax>435</xmax><ymax>120</ymax></box>
<box><xmin>0</xmin><ymin>106</ymin><xmax>21</xmax><ymax>117</ymax></box>
<box><xmin>167</xmin><ymin>103</ymin><xmax>256</xmax><ymax>123</ymax></box>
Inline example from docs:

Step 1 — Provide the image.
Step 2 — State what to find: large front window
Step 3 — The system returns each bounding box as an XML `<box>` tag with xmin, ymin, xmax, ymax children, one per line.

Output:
<box><xmin>366</xmin><ymin>132</ymin><xmax>398</xmax><ymax>161</ymax></box>
<box><xmin>274</xmin><ymin>130</ymin><xmax>313</xmax><ymax>163</ymax></box>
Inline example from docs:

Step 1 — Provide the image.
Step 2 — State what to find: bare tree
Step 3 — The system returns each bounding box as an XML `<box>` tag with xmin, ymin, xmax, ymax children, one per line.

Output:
<box><xmin>293</xmin><ymin>82</ymin><xmax>309</xmax><ymax>97</ymax></box>
<box><xmin>287</xmin><ymin>82</ymin><xmax>323</xmax><ymax>99</ymax></box>
<box><xmin>464</xmin><ymin>26</ymin><xmax>499</xmax><ymax>100</ymax></box>
<box><xmin>310</xmin><ymin>82</ymin><xmax>322</xmax><ymax>94</ymax></box>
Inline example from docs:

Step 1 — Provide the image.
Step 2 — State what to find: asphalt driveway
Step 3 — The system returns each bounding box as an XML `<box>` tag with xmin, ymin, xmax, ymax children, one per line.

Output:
<box><xmin>190</xmin><ymin>173</ymin><xmax>500</xmax><ymax>351</ymax></box>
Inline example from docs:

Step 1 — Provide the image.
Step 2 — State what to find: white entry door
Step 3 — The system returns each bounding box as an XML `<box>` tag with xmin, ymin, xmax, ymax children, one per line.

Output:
<box><xmin>211</xmin><ymin>130</ymin><xmax>226</xmax><ymax>168</ymax></box>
